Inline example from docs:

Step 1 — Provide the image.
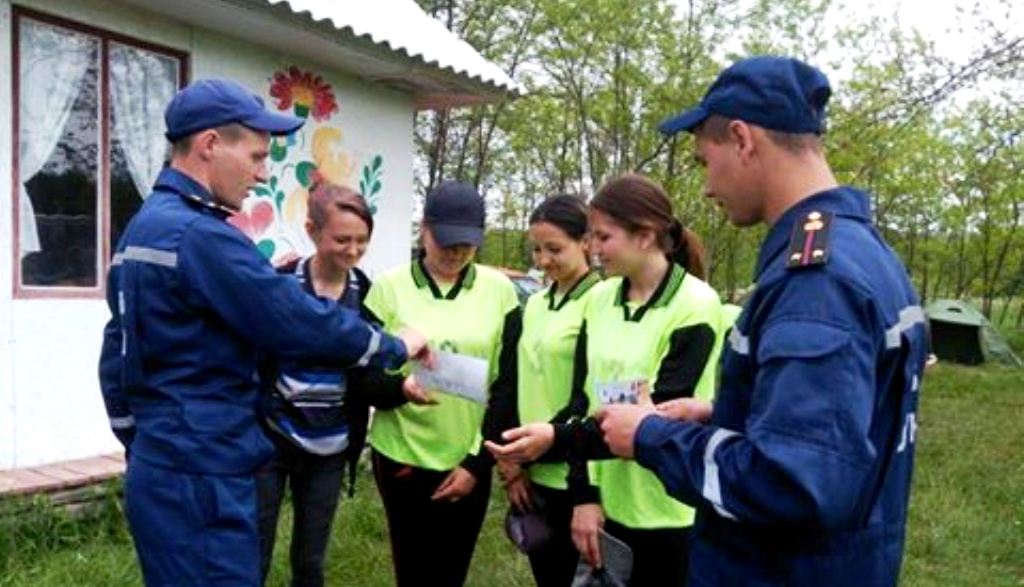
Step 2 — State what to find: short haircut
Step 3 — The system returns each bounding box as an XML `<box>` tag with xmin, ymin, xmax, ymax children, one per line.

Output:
<box><xmin>697</xmin><ymin>114</ymin><xmax>822</xmax><ymax>155</ymax></box>
<box><xmin>170</xmin><ymin>122</ymin><xmax>249</xmax><ymax>157</ymax></box>
<box><xmin>307</xmin><ymin>181</ymin><xmax>374</xmax><ymax>235</ymax></box>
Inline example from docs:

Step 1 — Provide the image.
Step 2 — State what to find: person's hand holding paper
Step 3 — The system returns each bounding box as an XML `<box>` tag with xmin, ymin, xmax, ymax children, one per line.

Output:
<box><xmin>412</xmin><ymin>350</ymin><xmax>489</xmax><ymax>405</ymax></box>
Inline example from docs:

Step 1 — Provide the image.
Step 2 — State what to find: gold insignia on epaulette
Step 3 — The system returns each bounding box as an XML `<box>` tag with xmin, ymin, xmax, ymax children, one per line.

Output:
<box><xmin>786</xmin><ymin>210</ymin><xmax>833</xmax><ymax>269</ymax></box>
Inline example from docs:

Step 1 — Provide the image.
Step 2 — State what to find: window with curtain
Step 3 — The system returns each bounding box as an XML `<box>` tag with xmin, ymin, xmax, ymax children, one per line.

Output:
<box><xmin>14</xmin><ymin>10</ymin><xmax>187</xmax><ymax>296</ymax></box>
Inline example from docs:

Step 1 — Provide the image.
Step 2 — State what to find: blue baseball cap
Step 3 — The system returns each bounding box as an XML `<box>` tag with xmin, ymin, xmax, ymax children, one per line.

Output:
<box><xmin>164</xmin><ymin>78</ymin><xmax>305</xmax><ymax>141</ymax></box>
<box><xmin>658</xmin><ymin>56</ymin><xmax>832</xmax><ymax>136</ymax></box>
<box><xmin>423</xmin><ymin>181</ymin><xmax>485</xmax><ymax>247</ymax></box>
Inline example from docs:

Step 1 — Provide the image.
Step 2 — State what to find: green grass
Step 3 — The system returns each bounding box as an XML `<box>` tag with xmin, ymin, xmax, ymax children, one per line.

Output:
<box><xmin>900</xmin><ymin>363</ymin><xmax>1024</xmax><ymax>587</ymax></box>
<box><xmin>2</xmin><ymin>364</ymin><xmax>1021</xmax><ymax>586</ymax></box>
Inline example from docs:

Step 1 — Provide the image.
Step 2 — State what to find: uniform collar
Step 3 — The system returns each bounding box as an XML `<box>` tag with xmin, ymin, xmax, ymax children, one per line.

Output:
<box><xmin>152</xmin><ymin>167</ymin><xmax>235</xmax><ymax>218</ymax></box>
<box><xmin>411</xmin><ymin>257</ymin><xmax>477</xmax><ymax>300</ymax></box>
<box><xmin>615</xmin><ymin>262</ymin><xmax>686</xmax><ymax>322</ymax></box>
<box><xmin>546</xmin><ymin>269</ymin><xmax>600</xmax><ymax>311</ymax></box>
<box><xmin>755</xmin><ymin>186</ymin><xmax>871</xmax><ymax>278</ymax></box>
<box><xmin>297</xmin><ymin>256</ymin><xmax>361</xmax><ymax>302</ymax></box>
<box><xmin>295</xmin><ymin>255</ymin><xmax>316</xmax><ymax>295</ymax></box>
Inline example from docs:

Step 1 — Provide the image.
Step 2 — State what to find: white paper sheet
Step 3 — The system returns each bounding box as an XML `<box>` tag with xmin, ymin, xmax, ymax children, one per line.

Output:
<box><xmin>413</xmin><ymin>351</ymin><xmax>489</xmax><ymax>405</ymax></box>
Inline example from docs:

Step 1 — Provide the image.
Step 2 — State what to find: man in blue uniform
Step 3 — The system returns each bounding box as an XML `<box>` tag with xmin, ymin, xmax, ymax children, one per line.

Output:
<box><xmin>98</xmin><ymin>78</ymin><xmax>430</xmax><ymax>586</ymax></box>
<box><xmin>596</xmin><ymin>57</ymin><xmax>929</xmax><ymax>586</ymax></box>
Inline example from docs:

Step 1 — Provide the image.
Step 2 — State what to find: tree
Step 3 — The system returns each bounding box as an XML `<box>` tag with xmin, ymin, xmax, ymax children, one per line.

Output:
<box><xmin>413</xmin><ymin>0</ymin><xmax>1024</xmax><ymax>311</ymax></box>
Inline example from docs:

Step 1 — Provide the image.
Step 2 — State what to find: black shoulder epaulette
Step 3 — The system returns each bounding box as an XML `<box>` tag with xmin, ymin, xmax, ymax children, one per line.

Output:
<box><xmin>786</xmin><ymin>210</ymin><xmax>833</xmax><ymax>269</ymax></box>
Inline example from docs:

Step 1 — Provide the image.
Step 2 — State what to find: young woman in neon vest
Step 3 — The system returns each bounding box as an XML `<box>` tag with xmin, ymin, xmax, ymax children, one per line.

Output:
<box><xmin>366</xmin><ymin>180</ymin><xmax>521</xmax><ymax>587</ymax></box>
<box><xmin>500</xmin><ymin>195</ymin><xmax>602</xmax><ymax>587</ymax></box>
<box><xmin>489</xmin><ymin>174</ymin><xmax>724</xmax><ymax>586</ymax></box>
<box><xmin>257</xmin><ymin>182</ymin><xmax>434</xmax><ymax>587</ymax></box>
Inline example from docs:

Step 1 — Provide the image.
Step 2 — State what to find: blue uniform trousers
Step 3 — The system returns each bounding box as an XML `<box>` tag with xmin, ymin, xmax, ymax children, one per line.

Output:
<box><xmin>125</xmin><ymin>456</ymin><xmax>260</xmax><ymax>586</ymax></box>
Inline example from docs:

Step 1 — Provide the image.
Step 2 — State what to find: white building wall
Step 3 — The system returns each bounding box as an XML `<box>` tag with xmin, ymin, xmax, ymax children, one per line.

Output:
<box><xmin>188</xmin><ymin>27</ymin><xmax>415</xmax><ymax>274</ymax></box>
<box><xmin>1</xmin><ymin>0</ymin><xmax>16</xmax><ymax>468</ymax></box>
<box><xmin>1</xmin><ymin>0</ymin><xmax>414</xmax><ymax>468</ymax></box>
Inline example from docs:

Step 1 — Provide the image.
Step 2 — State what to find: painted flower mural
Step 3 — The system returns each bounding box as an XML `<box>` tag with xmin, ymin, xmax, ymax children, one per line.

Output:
<box><xmin>227</xmin><ymin>198</ymin><xmax>277</xmax><ymax>258</ymax></box>
<box><xmin>239</xmin><ymin>65</ymin><xmax>387</xmax><ymax>263</ymax></box>
<box><xmin>269</xmin><ymin>66</ymin><xmax>339</xmax><ymax>121</ymax></box>
<box><xmin>360</xmin><ymin>155</ymin><xmax>384</xmax><ymax>215</ymax></box>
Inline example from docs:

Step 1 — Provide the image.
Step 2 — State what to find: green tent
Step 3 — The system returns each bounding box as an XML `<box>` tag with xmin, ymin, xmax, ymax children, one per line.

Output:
<box><xmin>925</xmin><ymin>299</ymin><xmax>1022</xmax><ymax>367</ymax></box>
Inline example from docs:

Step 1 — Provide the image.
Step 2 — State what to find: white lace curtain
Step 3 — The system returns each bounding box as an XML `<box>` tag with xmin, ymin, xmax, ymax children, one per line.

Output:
<box><xmin>109</xmin><ymin>44</ymin><xmax>177</xmax><ymax>199</ymax></box>
<box><xmin>18</xmin><ymin>19</ymin><xmax>95</xmax><ymax>258</ymax></box>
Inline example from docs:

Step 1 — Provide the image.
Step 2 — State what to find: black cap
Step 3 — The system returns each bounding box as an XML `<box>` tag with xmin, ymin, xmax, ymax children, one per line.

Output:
<box><xmin>423</xmin><ymin>181</ymin><xmax>485</xmax><ymax>247</ymax></box>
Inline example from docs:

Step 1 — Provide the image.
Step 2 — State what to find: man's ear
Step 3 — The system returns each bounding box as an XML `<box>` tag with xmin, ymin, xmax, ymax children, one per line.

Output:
<box><xmin>728</xmin><ymin>120</ymin><xmax>756</xmax><ymax>163</ymax></box>
<box><xmin>193</xmin><ymin>129</ymin><xmax>219</xmax><ymax>162</ymax></box>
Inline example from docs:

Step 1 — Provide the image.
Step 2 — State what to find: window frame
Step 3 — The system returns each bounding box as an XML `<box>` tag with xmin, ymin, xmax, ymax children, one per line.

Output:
<box><xmin>11</xmin><ymin>6</ymin><xmax>189</xmax><ymax>299</ymax></box>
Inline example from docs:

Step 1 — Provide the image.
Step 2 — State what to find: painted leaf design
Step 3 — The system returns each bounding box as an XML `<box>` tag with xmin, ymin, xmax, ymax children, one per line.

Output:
<box><xmin>296</xmin><ymin>161</ymin><xmax>318</xmax><ymax>188</ymax></box>
<box><xmin>372</xmin><ymin>155</ymin><xmax>382</xmax><ymax>172</ymax></box>
<box><xmin>256</xmin><ymin>239</ymin><xmax>276</xmax><ymax>259</ymax></box>
<box><xmin>270</xmin><ymin>139</ymin><xmax>287</xmax><ymax>162</ymax></box>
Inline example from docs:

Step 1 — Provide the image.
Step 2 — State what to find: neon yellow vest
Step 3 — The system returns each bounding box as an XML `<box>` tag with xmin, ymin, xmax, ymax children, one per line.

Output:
<box><xmin>366</xmin><ymin>261</ymin><xmax>519</xmax><ymax>471</ymax></box>
<box><xmin>585</xmin><ymin>265</ymin><xmax>724</xmax><ymax>529</ymax></box>
<box><xmin>517</xmin><ymin>272</ymin><xmax>601</xmax><ymax>489</ymax></box>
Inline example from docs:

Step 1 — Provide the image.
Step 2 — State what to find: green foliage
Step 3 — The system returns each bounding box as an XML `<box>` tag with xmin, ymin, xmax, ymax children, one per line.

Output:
<box><xmin>414</xmin><ymin>0</ymin><xmax>1024</xmax><ymax>314</ymax></box>
<box><xmin>479</xmin><ymin>228</ymin><xmax>530</xmax><ymax>270</ymax></box>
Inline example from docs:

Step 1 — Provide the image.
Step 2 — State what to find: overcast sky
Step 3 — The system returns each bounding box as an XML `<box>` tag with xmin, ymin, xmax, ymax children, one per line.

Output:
<box><xmin>671</xmin><ymin>0</ymin><xmax>1021</xmax><ymax>62</ymax></box>
<box><xmin>844</xmin><ymin>0</ymin><xmax>1019</xmax><ymax>58</ymax></box>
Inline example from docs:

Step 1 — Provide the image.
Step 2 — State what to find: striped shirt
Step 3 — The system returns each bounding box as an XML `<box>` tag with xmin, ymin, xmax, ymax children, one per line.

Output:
<box><xmin>261</xmin><ymin>257</ymin><xmax>367</xmax><ymax>456</ymax></box>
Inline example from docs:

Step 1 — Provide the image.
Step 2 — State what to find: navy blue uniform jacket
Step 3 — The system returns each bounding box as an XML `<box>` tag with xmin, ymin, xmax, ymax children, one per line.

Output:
<box><xmin>635</xmin><ymin>187</ymin><xmax>928</xmax><ymax>586</ymax></box>
<box><xmin>98</xmin><ymin>168</ymin><xmax>407</xmax><ymax>476</ymax></box>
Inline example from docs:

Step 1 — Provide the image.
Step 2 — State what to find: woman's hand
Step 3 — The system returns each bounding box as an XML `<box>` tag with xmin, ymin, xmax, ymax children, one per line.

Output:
<box><xmin>431</xmin><ymin>466</ymin><xmax>477</xmax><ymax>502</ymax></box>
<box><xmin>401</xmin><ymin>374</ymin><xmax>438</xmax><ymax>405</ymax></box>
<box><xmin>498</xmin><ymin>461</ymin><xmax>533</xmax><ymax>512</ymax></box>
<box><xmin>484</xmin><ymin>423</ymin><xmax>555</xmax><ymax>464</ymax></box>
<box><xmin>571</xmin><ymin>503</ymin><xmax>605</xmax><ymax>568</ymax></box>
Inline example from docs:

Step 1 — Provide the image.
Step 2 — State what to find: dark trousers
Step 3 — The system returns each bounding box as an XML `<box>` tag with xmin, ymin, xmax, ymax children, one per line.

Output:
<box><xmin>256</xmin><ymin>443</ymin><xmax>345</xmax><ymax>587</ymax></box>
<box><xmin>527</xmin><ymin>484</ymin><xmax>579</xmax><ymax>587</ymax></box>
<box><xmin>124</xmin><ymin>456</ymin><xmax>260</xmax><ymax>586</ymax></box>
<box><xmin>372</xmin><ymin>450</ymin><xmax>492</xmax><ymax>587</ymax></box>
<box><xmin>604</xmin><ymin>519</ymin><xmax>691</xmax><ymax>587</ymax></box>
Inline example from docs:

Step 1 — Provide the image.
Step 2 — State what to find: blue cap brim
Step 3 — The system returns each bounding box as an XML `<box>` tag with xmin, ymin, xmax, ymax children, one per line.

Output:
<box><xmin>241</xmin><ymin>110</ymin><xmax>305</xmax><ymax>136</ymax></box>
<box><xmin>657</xmin><ymin>105</ymin><xmax>710</xmax><ymax>135</ymax></box>
<box><xmin>432</xmin><ymin>223</ymin><xmax>484</xmax><ymax>248</ymax></box>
